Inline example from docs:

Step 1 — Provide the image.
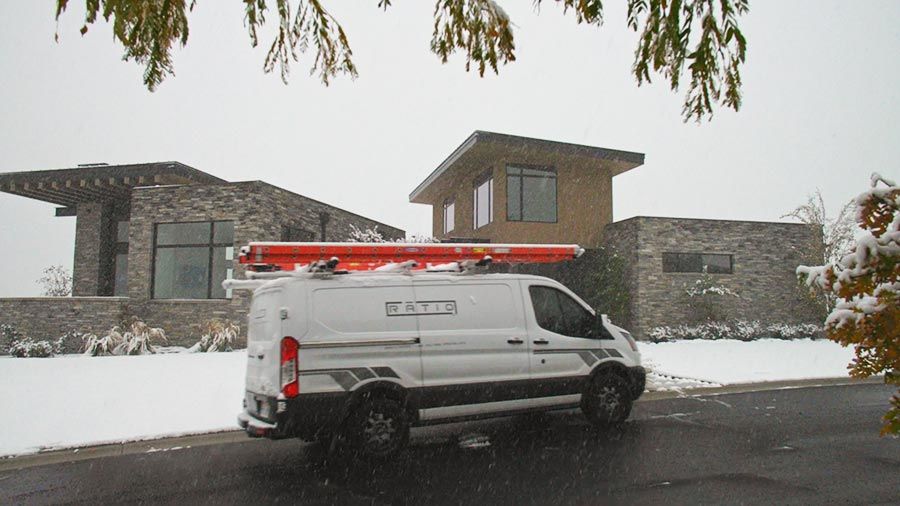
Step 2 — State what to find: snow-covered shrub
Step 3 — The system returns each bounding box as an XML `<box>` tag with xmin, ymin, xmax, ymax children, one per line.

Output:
<box><xmin>347</xmin><ymin>224</ymin><xmax>386</xmax><ymax>243</ymax></box>
<box><xmin>648</xmin><ymin>320</ymin><xmax>824</xmax><ymax>343</ymax></box>
<box><xmin>1</xmin><ymin>323</ymin><xmax>23</xmax><ymax>353</ymax></box>
<box><xmin>83</xmin><ymin>319</ymin><xmax>167</xmax><ymax>356</ymax></box>
<box><xmin>346</xmin><ymin>225</ymin><xmax>439</xmax><ymax>244</ymax></box>
<box><xmin>797</xmin><ymin>173</ymin><xmax>899</xmax><ymax>435</ymax></box>
<box><xmin>188</xmin><ymin>320</ymin><xmax>240</xmax><ymax>352</ymax></box>
<box><xmin>683</xmin><ymin>272</ymin><xmax>741</xmax><ymax>323</ymax></box>
<box><xmin>81</xmin><ymin>328</ymin><xmax>122</xmax><ymax>356</ymax></box>
<box><xmin>53</xmin><ymin>330</ymin><xmax>83</xmax><ymax>355</ymax></box>
<box><xmin>9</xmin><ymin>337</ymin><xmax>55</xmax><ymax>358</ymax></box>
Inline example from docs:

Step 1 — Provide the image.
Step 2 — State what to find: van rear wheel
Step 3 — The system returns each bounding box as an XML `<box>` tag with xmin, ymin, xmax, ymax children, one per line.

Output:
<box><xmin>581</xmin><ymin>372</ymin><xmax>633</xmax><ymax>427</ymax></box>
<box><xmin>346</xmin><ymin>396</ymin><xmax>409</xmax><ymax>458</ymax></box>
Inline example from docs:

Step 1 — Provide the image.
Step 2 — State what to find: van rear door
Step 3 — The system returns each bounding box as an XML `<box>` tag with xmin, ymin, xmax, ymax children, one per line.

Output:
<box><xmin>245</xmin><ymin>285</ymin><xmax>284</xmax><ymax>417</ymax></box>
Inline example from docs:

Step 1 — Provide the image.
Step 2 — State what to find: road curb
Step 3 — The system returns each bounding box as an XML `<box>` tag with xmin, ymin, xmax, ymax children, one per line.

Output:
<box><xmin>0</xmin><ymin>376</ymin><xmax>884</xmax><ymax>472</ymax></box>
<box><xmin>638</xmin><ymin>375</ymin><xmax>884</xmax><ymax>402</ymax></box>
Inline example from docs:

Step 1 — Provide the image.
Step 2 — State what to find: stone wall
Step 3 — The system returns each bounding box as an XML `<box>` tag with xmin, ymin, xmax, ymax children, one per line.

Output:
<box><xmin>603</xmin><ymin>217</ymin><xmax>825</xmax><ymax>339</ymax></box>
<box><xmin>0</xmin><ymin>297</ymin><xmax>127</xmax><ymax>350</ymax></box>
<box><xmin>72</xmin><ymin>202</ymin><xmax>108</xmax><ymax>296</ymax></box>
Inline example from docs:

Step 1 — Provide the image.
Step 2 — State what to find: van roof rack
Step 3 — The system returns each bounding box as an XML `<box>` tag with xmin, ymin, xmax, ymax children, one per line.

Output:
<box><xmin>238</xmin><ymin>242</ymin><xmax>584</xmax><ymax>275</ymax></box>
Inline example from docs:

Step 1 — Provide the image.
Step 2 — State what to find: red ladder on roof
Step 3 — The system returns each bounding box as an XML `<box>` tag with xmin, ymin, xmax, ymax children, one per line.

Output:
<box><xmin>238</xmin><ymin>242</ymin><xmax>584</xmax><ymax>272</ymax></box>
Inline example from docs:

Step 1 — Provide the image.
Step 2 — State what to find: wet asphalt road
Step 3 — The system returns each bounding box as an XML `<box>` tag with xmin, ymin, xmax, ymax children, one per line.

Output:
<box><xmin>2</xmin><ymin>383</ymin><xmax>898</xmax><ymax>506</ymax></box>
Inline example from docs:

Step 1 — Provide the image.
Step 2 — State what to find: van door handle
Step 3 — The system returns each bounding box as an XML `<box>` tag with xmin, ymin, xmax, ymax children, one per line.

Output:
<box><xmin>507</xmin><ymin>338</ymin><xmax>524</xmax><ymax>345</ymax></box>
<box><xmin>533</xmin><ymin>339</ymin><xmax>550</xmax><ymax>345</ymax></box>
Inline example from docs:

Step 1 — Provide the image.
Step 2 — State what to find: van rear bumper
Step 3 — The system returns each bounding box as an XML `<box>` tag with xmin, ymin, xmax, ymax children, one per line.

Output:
<box><xmin>628</xmin><ymin>366</ymin><xmax>647</xmax><ymax>400</ymax></box>
<box><xmin>238</xmin><ymin>392</ymin><xmax>348</xmax><ymax>440</ymax></box>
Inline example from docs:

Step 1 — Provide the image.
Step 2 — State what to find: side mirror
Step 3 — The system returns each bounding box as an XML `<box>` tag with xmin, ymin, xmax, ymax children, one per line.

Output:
<box><xmin>595</xmin><ymin>314</ymin><xmax>614</xmax><ymax>340</ymax></box>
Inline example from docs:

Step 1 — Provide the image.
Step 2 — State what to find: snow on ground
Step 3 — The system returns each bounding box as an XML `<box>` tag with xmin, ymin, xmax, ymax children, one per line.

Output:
<box><xmin>0</xmin><ymin>338</ymin><xmax>858</xmax><ymax>457</ymax></box>
<box><xmin>639</xmin><ymin>338</ymin><xmax>855</xmax><ymax>386</ymax></box>
<box><xmin>0</xmin><ymin>351</ymin><xmax>246</xmax><ymax>457</ymax></box>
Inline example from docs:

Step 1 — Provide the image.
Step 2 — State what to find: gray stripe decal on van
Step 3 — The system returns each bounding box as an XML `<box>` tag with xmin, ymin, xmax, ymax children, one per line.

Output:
<box><xmin>533</xmin><ymin>349</ymin><xmax>623</xmax><ymax>366</ymax></box>
<box><xmin>372</xmin><ymin>366</ymin><xmax>400</xmax><ymax>379</ymax></box>
<box><xmin>298</xmin><ymin>367</ymin><xmax>399</xmax><ymax>390</ymax></box>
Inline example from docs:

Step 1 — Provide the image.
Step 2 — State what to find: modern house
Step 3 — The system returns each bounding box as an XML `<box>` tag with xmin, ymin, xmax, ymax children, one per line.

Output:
<box><xmin>410</xmin><ymin>131</ymin><xmax>823</xmax><ymax>339</ymax></box>
<box><xmin>409</xmin><ymin>130</ymin><xmax>645</xmax><ymax>246</ymax></box>
<box><xmin>0</xmin><ymin>162</ymin><xmax>403</xmax><ymax>345</ymax></box>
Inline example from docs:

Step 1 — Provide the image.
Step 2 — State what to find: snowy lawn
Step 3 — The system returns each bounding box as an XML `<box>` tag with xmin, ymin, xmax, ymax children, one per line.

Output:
<box><xmin>639</xmin><ymin>338</ymin><xmax>855</xmax><ymax>389</ymax></box>
<box><xmin>0</xmin><ymin>351</ymin><xmax>246</xmax><ymax>457</ymax></box>
<box><xmin>0</xmin><ymin>339</ymin><xmax>857</xmax><ymax>457</ymax></box>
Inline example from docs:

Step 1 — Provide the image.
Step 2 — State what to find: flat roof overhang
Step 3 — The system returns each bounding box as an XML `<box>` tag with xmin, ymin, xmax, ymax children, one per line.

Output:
<box><xmin>0</xmin><ymin>162</ymin><xmax>226</xmax><ymax>208</ymax></box>
<box><xmin>409</xmin><ymin>131</ymin><xmax>645</xmax><ymax>204</ymax></box>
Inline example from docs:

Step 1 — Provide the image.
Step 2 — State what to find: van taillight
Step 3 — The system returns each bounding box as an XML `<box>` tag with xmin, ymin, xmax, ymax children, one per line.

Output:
<box><xmin>280</xmin><ymin>337</ymin><xmax>299</xmax><ymax>398</ymax></box>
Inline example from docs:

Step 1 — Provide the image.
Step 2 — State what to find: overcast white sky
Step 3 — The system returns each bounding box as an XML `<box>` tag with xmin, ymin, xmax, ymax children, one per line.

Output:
<box><xmin>1</xmin><ymin>1</ymin><xmax>898</xmax><ymax>296</ymax></box>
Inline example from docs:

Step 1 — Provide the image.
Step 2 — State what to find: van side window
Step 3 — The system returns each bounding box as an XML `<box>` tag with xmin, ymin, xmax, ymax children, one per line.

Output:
<box><xmin>528</xmin><ymin>286</ymin><xmax>596</xmax><ymax>339</ymax></box>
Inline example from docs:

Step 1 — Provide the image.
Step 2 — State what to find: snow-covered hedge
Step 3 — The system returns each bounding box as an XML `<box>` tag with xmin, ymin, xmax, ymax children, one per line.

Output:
<box><xmin>4</xmin><ymin>328</ymin><xmax>77</xmax><ymax>358</ymax></box>
<box><xmin>648</xmin><ymin>320</ymin><xmax>824</xmax><ymax>343</ymax></box>
<box><xmin>9</xmin><ymin>337</ymin><xmax>55</xmax><ymax>358</ymax></box>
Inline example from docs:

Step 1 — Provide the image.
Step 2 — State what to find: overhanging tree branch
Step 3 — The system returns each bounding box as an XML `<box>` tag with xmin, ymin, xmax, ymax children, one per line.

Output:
<box><xmin>55</xmin><ymin>0</ymin><xmax>750</xmax><ymax>121</ymax></box>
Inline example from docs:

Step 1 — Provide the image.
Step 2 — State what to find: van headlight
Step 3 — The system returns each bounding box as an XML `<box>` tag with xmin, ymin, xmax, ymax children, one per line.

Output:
<box><xmin>620</xmin><ymin>330</ymin><xmax>639</xmax><ymax>352</ymax></box>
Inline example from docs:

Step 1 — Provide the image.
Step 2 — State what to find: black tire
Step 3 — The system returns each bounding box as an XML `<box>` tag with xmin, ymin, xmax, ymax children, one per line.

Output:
<box><xmin>344</xmin><ymin>396</ymin><xmax>409</xmax><ymax>459</ymax></box>
<box><xmin>581</xmin><ymin>372</ymin><xmax>634</xmax><ymax>427</ymax></box>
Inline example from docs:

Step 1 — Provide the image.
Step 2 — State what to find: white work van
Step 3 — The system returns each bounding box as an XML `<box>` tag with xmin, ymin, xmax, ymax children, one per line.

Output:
<box><xmin>237</xmin><ymin>271</ymin><xmax>646</xmax><ymax>457</ymax></box>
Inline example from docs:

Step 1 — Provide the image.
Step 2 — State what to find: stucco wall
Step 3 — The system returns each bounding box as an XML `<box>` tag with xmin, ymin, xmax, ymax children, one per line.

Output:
<box><xmin>425</xmin><ymin>144</ymin><xmax>620</xmax><ymax>247</ymax></box>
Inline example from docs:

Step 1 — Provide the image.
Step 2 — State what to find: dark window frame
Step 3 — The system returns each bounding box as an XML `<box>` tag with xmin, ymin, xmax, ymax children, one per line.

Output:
<box><xmin>151</xmin><ymin>220</ymin><xmax>235</xmax><ymax>299</ymax></box>
<box><xmin>662</xmin><ymin>252</ymin><xmax>734</xmax><ymax>274</ymax></box>
<box><xmin>442</xmin><ymin>199</ymin><xmax>455</xmax><ymax>234</ymax></box>
<box><xmin>506</xmin><ymin>164</ymin><xmax>558</xmax><ymax>223</ymax></box>
<box><xmin>473</xmin><ymin>169</ymin><xmax>493</xmax><ymax>229</ymax></box>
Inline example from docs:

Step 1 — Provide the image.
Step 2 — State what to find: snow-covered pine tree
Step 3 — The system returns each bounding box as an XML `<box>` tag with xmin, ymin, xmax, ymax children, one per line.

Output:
<box><xmin>798</xmin><ymin>173</ymin><xmax>899</xmax><ymax>435</ymax></box>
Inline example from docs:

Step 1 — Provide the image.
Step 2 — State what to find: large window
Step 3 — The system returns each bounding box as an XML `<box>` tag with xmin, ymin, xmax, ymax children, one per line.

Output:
<box><xmin>473</xmin><ymin>174</ymin><xmax>493</xmax><ymax>229</ymax></box>
<box><xmin>153</xmin><ymin>221</ymin><xmax>234</xmax><ymax>299</ymax></box>
<box><xmin>662</xmin><ymin>252</ymin><xmax>733</xmax><ymax>274</ymax></box>
<box><xmin>529</xmin><ymin>285</ymin><xmax>597</xmax><ymax>339</ymax></box>
<box><xmin>442</xmin><ymin>200</ymin><xmax>455</xmax><ymax>234</ymax></box>
<box><xmin>113</xmin><ymin>221</ymin><xmax>129</xmax><ymax>296</ymax></box>
<box><xmin>507</xmin><ymin>165</ymin><xmax>557</xmax><ymax>223</ymax></box>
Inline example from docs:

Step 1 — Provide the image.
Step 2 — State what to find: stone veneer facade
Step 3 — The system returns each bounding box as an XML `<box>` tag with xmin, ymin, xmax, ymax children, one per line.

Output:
<box><xmin>601</xmin><ymin>217</ymin><xmax>824</xmax><ymax>339</ymax></box>
<box><xmin>1</xmin><ymin>180</ymin><xmax>403</xmax><ymax>347</ymax></box>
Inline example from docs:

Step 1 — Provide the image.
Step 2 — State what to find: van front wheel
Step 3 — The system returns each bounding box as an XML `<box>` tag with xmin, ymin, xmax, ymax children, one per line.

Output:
<box><xmin>581</xmin><ymin>372</ymin><xmax>633</xmax><ymax>427</ymax></box>
<box><xmin>346</xmin><ymin>396</ymin><xmax>409</xmax><ymax>458</ymax></box>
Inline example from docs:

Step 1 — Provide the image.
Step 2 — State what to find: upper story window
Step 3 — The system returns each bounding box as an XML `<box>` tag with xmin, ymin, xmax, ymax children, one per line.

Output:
<box><xmin>506</xmin><ymin>165</ymin><xmax>557</xmax><ymax>223</ymax></box>
<box><xmin>662</xmin><ymin>252</ymin><xmax>734</xmax><ymax>274</ymax></box>
<box><xmin>473</xmin><ymin>172</ymin><xmax>493</xmax><ymax>229</ymax></box>
<box><xmin>153</xmin><ymin>221</ymin><xmax>234</xmax><ymax>299</ymax></box>
<box><xmin>528</xmin><ymin>285</ymin><xmax>599</xmax><ymax>339</ymax></box>
<box><xmin>442</xmin><ymin>200</ymin><xmax>455</xmax><ymax>234</ymax></box>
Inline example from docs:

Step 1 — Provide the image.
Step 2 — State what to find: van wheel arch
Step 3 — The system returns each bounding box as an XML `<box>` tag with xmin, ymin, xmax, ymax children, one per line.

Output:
<box><xmin>588</xmin><ymin>361</ymin><xmax>630</xmax><ymax>384</ymax></box>
<box><xmin>343</xmin><ymin>381</ymin><xmax>411</xmax><ymax>421</ymax></box>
